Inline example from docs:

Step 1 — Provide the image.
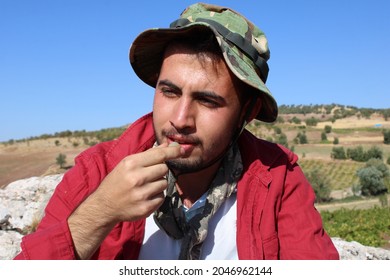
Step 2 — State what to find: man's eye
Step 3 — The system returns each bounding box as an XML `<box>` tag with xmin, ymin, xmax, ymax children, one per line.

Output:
<box><xmin>199</xmin><ymin>98</ymin><xmax>219</xmax><ymax>108</ymax></box>
<box><xmin>161</xmin><ymin>88</ymin><xmax>177</xmax><ymax>97</ymax></box>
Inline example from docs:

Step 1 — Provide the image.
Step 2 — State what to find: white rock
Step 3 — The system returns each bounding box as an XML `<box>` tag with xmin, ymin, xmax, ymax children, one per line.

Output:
<box><xmin>0</xmin><ymin>231</ymin><xmax>23</xmax><ymax>260</ymax></box>
<box><xmin>332</xmin><ymin>237</ymin><xmax>390</xmax><ymax>260</ymax></box>
<box><xmin>0</xmin><ymin>174</ymin><xmax>63</xmax><ymax>233</ymax></box>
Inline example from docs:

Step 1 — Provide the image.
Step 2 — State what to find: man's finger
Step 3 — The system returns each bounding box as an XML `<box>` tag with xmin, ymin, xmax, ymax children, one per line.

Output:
<box><xmin>140</xmin><ymin>142</ymin><xmax>185</xmax><ymax>167</ymax></box>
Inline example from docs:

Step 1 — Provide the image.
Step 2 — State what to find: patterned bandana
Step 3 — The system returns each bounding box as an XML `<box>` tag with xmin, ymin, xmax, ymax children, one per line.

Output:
<box><xmin>153</xmin><ymin>143</ymin><xmax>243</xmax><ymax>259</ymax></box>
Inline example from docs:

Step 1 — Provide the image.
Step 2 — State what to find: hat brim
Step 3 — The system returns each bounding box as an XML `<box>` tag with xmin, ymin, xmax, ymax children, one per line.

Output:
<box><xmin>129</xmin><ymin>23</ymin><xmax>277</xmax><ymax>122</ymax></box>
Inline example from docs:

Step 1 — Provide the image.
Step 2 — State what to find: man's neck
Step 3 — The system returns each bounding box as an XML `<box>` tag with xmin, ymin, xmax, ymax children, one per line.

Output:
<box><xmin>174</xmin><ymin>160</ymin><xmax>222</xmax><ymax>209</ymax></box>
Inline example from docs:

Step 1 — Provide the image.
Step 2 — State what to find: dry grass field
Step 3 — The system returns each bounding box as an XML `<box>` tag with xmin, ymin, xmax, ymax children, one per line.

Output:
<box><xmin>0</xmin><ymin>138</ymin><xmax>87</xmax><ymax>188</ymax></box>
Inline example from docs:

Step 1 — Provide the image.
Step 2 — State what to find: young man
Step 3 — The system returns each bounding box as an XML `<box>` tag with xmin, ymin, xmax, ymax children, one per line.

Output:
<box><xmin>15</xmin><ymin>3</ymin><xmax>339</xmax><ymax>260</ymax></box>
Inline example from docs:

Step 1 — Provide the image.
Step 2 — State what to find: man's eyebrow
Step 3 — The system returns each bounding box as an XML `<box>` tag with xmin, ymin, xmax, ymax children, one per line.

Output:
<box><xmin>194</xmin><ymin>91</ymin><xmax>226</xmax><ymax>105</ymax></box>
<box><xmin>157</xmin><ymin>79</ymin><xmax>226</xmax><ymax>104</ymax></box>
<box><xmin>157</xmin><ymin>79</ymin><xmax>181</xmax><ymax>91</ymax></box>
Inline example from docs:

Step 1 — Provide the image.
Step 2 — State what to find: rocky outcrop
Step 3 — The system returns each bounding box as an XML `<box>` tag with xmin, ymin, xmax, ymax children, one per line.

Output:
<box><xmin>0</xmin><ymin>174</ymin><xmax>63</xmax><ymax>259</ymax></box>
<box><xmin>1</xmin><ymin>175</ymin><xmax>390</xmax><ymax>260</ymax></box>
<box><xmin>332</xmin><ymin>237</ymin><xmax>390</xmax><ymax>260</ymax></box>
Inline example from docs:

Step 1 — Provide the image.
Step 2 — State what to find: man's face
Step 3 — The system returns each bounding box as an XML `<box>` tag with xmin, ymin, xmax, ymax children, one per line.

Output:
<box><xmin>153</xmin><ymin>45</ymin><xmax>243</xmax><ymax>174</ymax></box>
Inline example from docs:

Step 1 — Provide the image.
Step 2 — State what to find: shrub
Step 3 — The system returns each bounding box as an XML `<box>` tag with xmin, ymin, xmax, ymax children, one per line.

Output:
<box><xmin>274</xmin><ymin>127</ymin><xmax>282</xmax><ymax>135</ymax></box>
<box><xmin>347</xmin><ymin>146</ymin><xmax>366</xmax><ymax>162</ymax></box>
<box><xmin>321</xmin><ymin>132</ymin><xmax>327</xmax><ymax>141</ymax></box>
<box><xmin>383</xmin><ymin>129</ymin><xmax>390</xmax><ymax>144</ymax></box>
<box><xmin>365</xmin><ymin>158</ymin><xmax>390</xmax><ymax>178</ymax></box>
<box><xmin>365</xmin><ymin>146</ymin><xmax>383</xmax><ymax>160</ymax></box>
<box><xmin>56</xmin><ymin>153</ymin><xmax>67</xmax><ymax>169</ymax></box>
<box><xmin>357</xmin><ymin>159</ymin><xmax>389</xmax><ymax>196</ymax></box>
<box><xmin>276</xmin><ymin>116</ymin><xmax>285</xmax><ymax>123</ymax></box>
<box><xmin>321</xmin><ymin>207</ymin><xmax>390</xmax><ymax>247</ymax></box>
<box><xmin>305</xmin><ymin>117</ymin><xmax>319</xmax><ymax>126</ymax></box>
<box><xmin>324</xmin><ymin>125</ymin><xmax>332</xmax><ymax>133</ymax></box>
<box><xmin>290</xmin><ymin>116</ymin><xmax>301</xmax><ymax>124</ymax></box>
<box><xmin>305</xmin><ymin>169</ymin><xmax>332</xmax><ymax>203</ymax></box>
<box><xmin>331</xmin><ymin>146</ymin><xmax>346</xmax><ymax>159</ymax></box>
<box><xmin>295</xmin><ymin>132</ymin><xmax>308</xmax><ymax>144</ymax></box>
<box><xmin>333</xmin><ymin>137</ymin><xmax>339</xmax><ymax>145</ymax></box>
<box><xmin>275</xmin><ymin>133</ymin><xmax>288</xmax><ymax>148</ymax></box>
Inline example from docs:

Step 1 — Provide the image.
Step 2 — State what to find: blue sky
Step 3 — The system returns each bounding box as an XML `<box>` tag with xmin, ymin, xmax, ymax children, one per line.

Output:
<box><xmin>1</xmin><ymin>0</ymin><xmax>389</xmax><ymax>141</ymax></box>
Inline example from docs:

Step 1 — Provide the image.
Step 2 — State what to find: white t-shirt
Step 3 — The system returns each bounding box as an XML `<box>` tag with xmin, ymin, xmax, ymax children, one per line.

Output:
<box><xmin>138</xmin><ymin>193</ymin><xmax>238</xmax><ymax>260</ymax></box>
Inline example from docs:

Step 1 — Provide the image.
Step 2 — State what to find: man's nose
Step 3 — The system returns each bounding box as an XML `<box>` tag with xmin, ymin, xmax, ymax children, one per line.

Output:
<box><xmin>169</xmin><ymin>97</ymin><xmax>196</xmax><ymax>133</ymax></box>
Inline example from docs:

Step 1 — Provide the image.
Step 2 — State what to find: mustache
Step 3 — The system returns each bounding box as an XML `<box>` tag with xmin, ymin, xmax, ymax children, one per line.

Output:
<box><xmin>161</xmin><ymin>129</ymin><xmax>202</xmax><ymax>144</ymax></box>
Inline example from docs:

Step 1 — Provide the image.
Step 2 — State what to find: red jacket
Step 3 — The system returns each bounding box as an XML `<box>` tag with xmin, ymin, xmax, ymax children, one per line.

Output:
<box><xmin>15</xmin><ymin>113</ymin><xmax>339</xmax><ymax>260</ymax></box>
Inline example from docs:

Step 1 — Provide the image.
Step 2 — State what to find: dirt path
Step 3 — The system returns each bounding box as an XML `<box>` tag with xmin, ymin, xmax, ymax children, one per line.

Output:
<box><xmin>316</xmin><ymin>195</ymin><xmax>390</xmax><ymax>212</ymax></box>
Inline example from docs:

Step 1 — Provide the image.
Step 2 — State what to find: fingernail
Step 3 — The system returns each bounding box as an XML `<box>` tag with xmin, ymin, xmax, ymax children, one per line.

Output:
<box><xmin>169</xmin><ymin>142</ymin><xmax>179</xmax><ymax>147</ymax></box>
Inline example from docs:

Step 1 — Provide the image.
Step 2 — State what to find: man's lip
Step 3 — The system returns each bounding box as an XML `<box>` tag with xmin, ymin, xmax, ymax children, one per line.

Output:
<box><xmin>167</xmin><ymin>136</ymin><xmax>197</xmax><ymax>145</ymax></box>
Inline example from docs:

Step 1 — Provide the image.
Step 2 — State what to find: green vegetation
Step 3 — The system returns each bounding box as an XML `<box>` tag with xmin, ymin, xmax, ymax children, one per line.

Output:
<box><xmin>384</xmin><ymin>129</ymin><xmax>390</xmax><ymax>144</ymax></box>
<box><xmin>294</xmin><ymin>131</ymin><xmax>308</xmax><ymax>144</ymax></box>
<box><xmin>356</xmin><ymin>159</ymin><xmax>390</xmax><ymax>196</ymax></box>
<box><xmin>305</xmin><ymin>168</ymin><xmax>331</xmax><ymax>203</ymax></box>
<box><xmin>1</xmin><ymin>125</ymin><xmax>127</xmax><ymax>145</ymax></box>
<box><xmin>331</xmin><ymin>145</ymin><xmax>383</xmax><ymax>162</ymax></box>
<box><xmin>56</xmin><ymin>153</ymin><xmax>67</xmax><ymax>169</ymax></box>
<box><xmin>324</xmin><ymin>125</ymin><xmax>332</xmax><ymax>133</ymax></box>
<box><xmin>331</xmin><ymin>147</ymin><xmax>347</xmax><ymax>159</ymax></box>
<box><xmin>300</xmin><ymin>159</ymin><xmax>363</xmax><ymax>191</ymax></box>
<box><xmin>305</xmin><ymin>117</ymin><xmax>319</xmax><ymax>126</ymax></box>
<box><xmin>278</xmin><ymin>104</ymin><xmax>390</xmax><ymax>120</ymax></box>
<box><xmin>321</xmin><ymin>206</ymin><xmax>390</xmax><ymax>247</ymax></box>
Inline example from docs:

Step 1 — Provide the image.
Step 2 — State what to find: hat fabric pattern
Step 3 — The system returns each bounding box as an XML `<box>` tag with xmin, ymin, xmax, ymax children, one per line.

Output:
<box><xmin>130</xmin><ymin>3</ymin><xmax>278</xmax><ymax>122</ymax></box>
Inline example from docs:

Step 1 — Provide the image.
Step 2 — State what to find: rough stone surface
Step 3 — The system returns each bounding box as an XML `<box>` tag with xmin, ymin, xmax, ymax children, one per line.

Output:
<box><xmin>332</xmin><ymin>237</ymin><xmax>390</xmax><ymax>260</ymax></box>
<box><xmin>0</xmin><ymin>175</ymin><xmax>63</xmax><ymax>260</ymax></box>
<box><xmin>1</xmin><ymin>175</ymin><xmax>390</xmax><ymax>260</ymax></box>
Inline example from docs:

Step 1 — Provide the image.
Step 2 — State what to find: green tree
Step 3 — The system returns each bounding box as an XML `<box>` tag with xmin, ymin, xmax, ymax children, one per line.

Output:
<box><xmin>305</xmin><ymin>117</ymin><xmax>318</xmax><ymax>126</ymax></box>
<box><xmin>324</xmin><ymin>125</ymin><xmax>332</xmax><ymax>133</ymax></box>
<box><xmin>383</xmin><ymin>129</ymin><xmax>390</xmax><ymax>144</ymax></box>
<box><xmin>56</xmin><ymin>153</ymin><xmax>67</xmax><ymax>169</ymax></box>
<box><xmin>333</xmin><ymin>137</ymin><xmax>339</xmax><ymax>145</ymax></box>
<box><xmin>357</xmin><ymin>167</ymin><xmax>387</xmax><ymax>196</ymax></box>
<box><xmin>347</xmin><ymin>146</ymin><xmax>366</xmax><ymax>162</ymax></box>
<box><xmin>290</xmin><ymin>116</ymin><xmax>301</xmax><ymax>124</ymax></box>
<box><xmin>275</xmin><ymin>133</ymin><xmax>288</xmax><ymax>148</ymax></box>
<box><xmin>295</xmin><ymin>132</ymin><xmax>308</xmax><ymax>144</ymax></box>
<box><xmin>365</xmin><ymin>146</ymin><xmax>383</xmax><ymax>160</ymax></box>
<box><xmin>305</xmin><ymin>169</ymin><xmax>332</xmax><ymax>203</ymax></box>
<box><xmin>321</xmin><ymin>132</ymin><xmax>327</xmax><ymax>141</ymax></box>
<box><xmin>331</xmin><ymin>146</ymin><xmax>346</xmax><ymax>159</ymax></box>
<box><xmin>365</xmin><ymin>158</ymin><xmax>390</xmax><ymax>178</ymax></box>
<box><xmin>274</xmin><ymin>127</ymin><xmax>282</xmax><ymax>135</ymax></box>
<box><xmin>357</xmin><ymin>159</ymin><xmax>389</xmax><ymax>196</ymax></box>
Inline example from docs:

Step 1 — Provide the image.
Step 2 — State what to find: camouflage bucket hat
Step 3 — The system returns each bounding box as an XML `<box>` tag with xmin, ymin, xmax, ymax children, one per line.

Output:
<box><xmin>129</xmin><ymin>3</ymin><xmax>278</xmax><ymax>122</ymax></box>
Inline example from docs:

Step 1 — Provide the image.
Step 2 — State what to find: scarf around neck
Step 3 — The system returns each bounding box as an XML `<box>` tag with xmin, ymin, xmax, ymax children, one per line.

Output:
<box><xmin>153</xmin><ymin>143</ymin><xmax>243</xmax><ymax>259</ymax></box>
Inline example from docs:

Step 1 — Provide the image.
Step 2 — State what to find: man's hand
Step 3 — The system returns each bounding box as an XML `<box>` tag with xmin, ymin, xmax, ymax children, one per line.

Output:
<box><xmin>68</xmin><ymin>142</ymin><xmax>184</xmax><ymax>259</ymax></box>
<box><xmin>96</xmin><ymin>142</ymin><xmax>184</xmax><ymax>221</ymax></box>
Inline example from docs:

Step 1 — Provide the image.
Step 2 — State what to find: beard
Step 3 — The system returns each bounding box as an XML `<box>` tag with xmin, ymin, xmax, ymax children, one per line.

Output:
<box><xmin>165</xmin><ymin>157</ymin><xmax>204</xmax><ymax>174</ymax></box>
<box><xmin>154</xmin><ymin>127</ymin><xmax>227</xmax><ymax>175</ymax></box>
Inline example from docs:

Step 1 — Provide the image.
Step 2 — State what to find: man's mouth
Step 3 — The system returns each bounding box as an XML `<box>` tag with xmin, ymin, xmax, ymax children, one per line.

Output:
<box><xmin>167</xmin><ymin>135</ymin><xmax>199</xmax><ymax>155</ymax></box>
